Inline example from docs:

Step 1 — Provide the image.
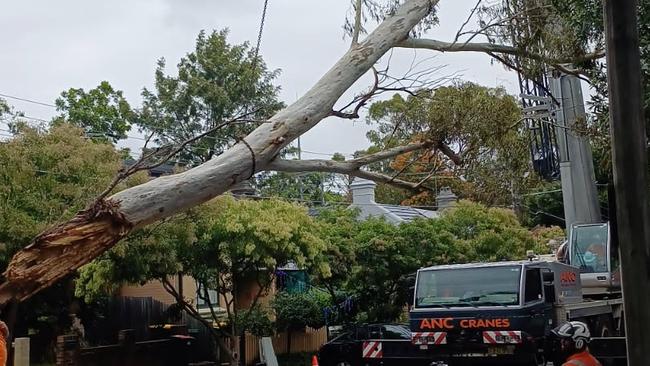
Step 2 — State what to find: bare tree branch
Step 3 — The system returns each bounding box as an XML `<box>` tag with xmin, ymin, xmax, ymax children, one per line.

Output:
<box><xmin>397</xmin><ymin>38</ymin><xmax>605</xmax><ymax>65</ymax></box>
<box><xmin>352</xmin><ymin>0</ymin><xmax>363</xmax><ymax>45</ymax></box>
<box><xmin>269</xmin><ymin>158</ymin><xmax>433</xmax><ymax>192</ymax></box>
<box><xmin>95</xmin><ymin>108</ymin><xmax>263</xmax><ymax>204</ymax></box>
<box><xmin>453</xmin><ymin>0</ymin><xmax>483</xmax><ymax>45</ymax></box>
<box><xmin>268</xmin><ymin>138</ymin><xmax>461</xmax><ymax>193</ymax></box>
<box><xmin>436</xmin><ymin>141</ymin><xmax>463</xmax><ymax>165</ymax></box>
<box><xmin>353</xmin><ymin>141</ymin><xmax>433</xmax><ymax>165</ymax></box>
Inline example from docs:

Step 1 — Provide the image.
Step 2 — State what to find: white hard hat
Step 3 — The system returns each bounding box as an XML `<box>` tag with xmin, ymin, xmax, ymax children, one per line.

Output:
<box><xmin>551</xmin><ymin>321</ymin><xmax>591</xmax><ymax>349</ymax></box>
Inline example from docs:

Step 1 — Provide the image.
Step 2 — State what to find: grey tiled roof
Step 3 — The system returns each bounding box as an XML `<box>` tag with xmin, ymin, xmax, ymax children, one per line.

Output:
<box><xmin>380</xmin><ymin>204</ymin><xmax>438</xmax><ymax>222</ymax></box>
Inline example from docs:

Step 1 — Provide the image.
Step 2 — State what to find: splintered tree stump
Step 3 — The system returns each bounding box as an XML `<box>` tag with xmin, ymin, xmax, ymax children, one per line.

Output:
<box><xmin>0</xmin><ymin>200</ymin><xmax>132</xmax><ymax>303</ymax></box>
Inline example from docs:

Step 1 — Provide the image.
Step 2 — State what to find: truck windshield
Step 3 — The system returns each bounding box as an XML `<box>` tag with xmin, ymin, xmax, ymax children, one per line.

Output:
<box><xmin>415</xmin><ymin>266</ymin><xmax>521</xmax><ymax>307</ymax></box>
<box><xmin>571</xmin><ymin>224</ymin><xmax>608</xmax><ymax>273</ymax></box>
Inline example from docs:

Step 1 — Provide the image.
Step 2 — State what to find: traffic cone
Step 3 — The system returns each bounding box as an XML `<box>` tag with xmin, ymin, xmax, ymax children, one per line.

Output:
<box><xmin>311</xmin><ymin>355</ymin><xmax>319</xmax><ymax>366</ymax></box>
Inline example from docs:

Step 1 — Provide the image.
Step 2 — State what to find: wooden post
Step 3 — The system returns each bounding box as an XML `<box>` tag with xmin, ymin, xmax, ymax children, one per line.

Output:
<box><xmin>12</xmin><ymin>338</ymin><xmax>29</xmax><ymax>366</ymax></box>
<box><xmin>118</xmin><ymin>329</ymin><xmax>136</xmax><ymax>366</ymax></box>
<box><xmin>603</xmin><ymin>0</ymin><xmax>650</xmax><ymax>364</ymax></box>
<box><xmin>56</xmin><ymin>335</ymin><xmax>79</xmax><ymax>366</ymax></box>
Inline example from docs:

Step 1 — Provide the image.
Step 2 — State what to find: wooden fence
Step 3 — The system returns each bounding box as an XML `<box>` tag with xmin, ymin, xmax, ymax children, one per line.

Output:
<box><xmin>82</xmin><ymin>297</ymin><xmax>326</xmax><ymax>365</ymax></box>
<box><xmin>84</xmin><ymin>297</ymin><xmax>214</xmax><ymax>360</ymax></box>
<box><xmin>242</xmin><ymin>328</ymin><xmax>327</xmax><ymax>366</ymax></box>
<box><xmin>56</xmin><ymin>329</ymin><xmax>205</xmax><ymax>366</ymax></box>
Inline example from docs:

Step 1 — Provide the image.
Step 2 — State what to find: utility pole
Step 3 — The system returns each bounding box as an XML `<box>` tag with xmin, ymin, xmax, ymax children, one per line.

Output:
<box><xmin>603</xmin><ymin>1</ymin><xmax>650</xmax><ymax>364</ymax></box>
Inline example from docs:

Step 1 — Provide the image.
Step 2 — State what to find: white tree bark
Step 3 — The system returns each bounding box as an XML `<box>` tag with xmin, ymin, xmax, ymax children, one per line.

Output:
<box><xmin>113</xmin><ymin>0</ymin><xmax>436</xmax><ymax>228</ymax></box>
<box><xmin>397</xmin><ymin>38</ymin><xmax>605</xmax><ymax>64</ymax></box>
<box><xmin>269</xmin><ymin>159</ymin><xmax>431</xmax><ymax>192</ymax></box>
<box><xmin>0</xmin><ymin>0</ymin><xmax>438</xmax><ymax>304</ymax></box>
<box><xmin>269</xmin><ymin>141</ymin><xmax>435</xmax><ymax>191</ymax></box>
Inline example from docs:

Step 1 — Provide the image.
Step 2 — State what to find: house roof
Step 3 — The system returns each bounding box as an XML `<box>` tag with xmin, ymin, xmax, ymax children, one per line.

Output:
<box><xmin>123</xmin><ymin>158</ymin><xmax>176</xmax><ymax>177</ymax></box>
<box><xmin>379</xmin><ymin>204</ymin><xmax>439</xmax><ymax>222</ymax></box>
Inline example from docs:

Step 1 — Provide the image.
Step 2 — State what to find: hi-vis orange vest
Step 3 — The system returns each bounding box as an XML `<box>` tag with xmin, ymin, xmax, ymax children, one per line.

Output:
<box><xmin>0</xmin><ymin>337</ymin><xmax>7</xmax><ymax>366</ymax></box>
<box><xmin>563</xmin><ymin>350</ymin><xmax>602</xmax><ymax>366</ymax></box>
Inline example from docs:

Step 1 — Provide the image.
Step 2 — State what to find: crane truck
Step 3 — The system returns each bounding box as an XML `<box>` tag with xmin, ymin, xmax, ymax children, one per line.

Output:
<box><xmin>406</xmin><ymin>221</ymin><xmax>625</xmax><ymax>365</ymax></box>
<box><xmin>317</xmin><ymin>222</ymin><xmax>625</xmax><ymax>366</ymax></box>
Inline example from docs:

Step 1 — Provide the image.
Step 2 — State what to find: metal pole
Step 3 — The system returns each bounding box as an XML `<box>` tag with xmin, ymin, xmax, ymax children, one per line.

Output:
<box><xmin>548</xmin><ymin>73</ymin><xmax>601</xmax><ymax>230</ymax></box>
<box><xmin>603</xmin><ymin>0</ymin><xmax>650</xmax><ymax>364</ymax></box>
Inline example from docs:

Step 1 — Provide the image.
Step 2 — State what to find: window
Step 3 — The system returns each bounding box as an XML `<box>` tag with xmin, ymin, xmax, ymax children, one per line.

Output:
<box><xmin>571</xmin><ymin>224</ymin><xmax>609</xmax><ymax>273</ymax></box>
<box><xmin>196</xmin><ymin>282</ymin><xmax>219</xmax><ymax>308</ymax></box>
<box><xmin>524</xmin><ymin>269</ymin><xmax>543</xmax><ymax>303</ymax></box>
<box><xmin>333</xmin><ymin>331</ymin><xmax>353</xmax><ymax>342</ymax></box>
<box><xmin>415</xmin><ymin>266</ymin><xmax>521</xmax><ymax>307</ymax></box>
<box><xmin>381</xmin><ymin>325</ymin><xmax>411</xmax><ymax>340</ymax></box>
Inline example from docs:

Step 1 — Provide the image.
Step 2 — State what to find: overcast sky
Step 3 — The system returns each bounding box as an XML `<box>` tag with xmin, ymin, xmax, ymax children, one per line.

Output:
<box><xmin>0</xmin><ymin>0</ymin><xmax>518</xmax><ymax>157</ymax></box>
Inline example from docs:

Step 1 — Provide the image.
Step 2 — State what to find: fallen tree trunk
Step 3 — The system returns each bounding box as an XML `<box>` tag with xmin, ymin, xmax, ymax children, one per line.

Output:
<box><xmin>0</xmin><ymin>0</ymin><xmax>437</xmax><ymax>305</ymax></box>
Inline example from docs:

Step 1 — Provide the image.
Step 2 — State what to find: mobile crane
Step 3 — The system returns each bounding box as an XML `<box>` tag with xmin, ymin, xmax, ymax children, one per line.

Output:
<box><xmin>317</xmin><ymin>73</ymin><xmax>627</xmax><ymax>365</ymax></box>
<box><xmin>405</xmin><ymin>73</ymin><xmax>628</xmax><ymax>365</ymax></box>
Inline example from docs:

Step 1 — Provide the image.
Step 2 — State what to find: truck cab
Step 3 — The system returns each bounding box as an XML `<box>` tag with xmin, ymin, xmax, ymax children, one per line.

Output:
<box><xmin>409</xmin><ymin>260</ymin><xmax>581</xmax><ymax>364</ymax></box>
<box><xmin>565</xmin><ymin>222</ymin><xmax>621</xmax><ymax>296</ymax></box>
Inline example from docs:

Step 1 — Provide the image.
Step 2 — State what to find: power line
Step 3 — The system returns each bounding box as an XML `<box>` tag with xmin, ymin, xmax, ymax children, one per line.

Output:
<box><xmin>10</xmin><ymin>113</ymin><xmax>49</xmax><ymax>124</ymax></box>
<box><xmin>0</xmin><ymin>94</ymin><xmax>365</xmax><ymax>158</ymax></box>
<box><xmin>0</xmin><ymin>92</ymin><xmax>57</xmax><ymax>108</ymax></box>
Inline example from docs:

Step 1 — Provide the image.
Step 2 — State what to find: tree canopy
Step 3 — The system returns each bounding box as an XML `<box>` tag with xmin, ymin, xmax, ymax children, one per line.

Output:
<box><xmin>315</xmin><ymin>201</ymin><xmax>543</xmax><ymax>322</ymax></box>
<box><xmin>2</xmin><ymin>0</ymin><xmax>596</xmax><ymax>309</ymax></box>
<box><xmin>139</xmin><ymin>29</ymin><xmax>285</xmax><ymax>164</ymax></box>
<box><xmin>364</xmin><ymin>82</ymin><xmax>530</xmax><ymax>206</ymax></box>
<box><xmin>55</xmin><ymin>81</ymin><xmax>135</xmax><ymax>143</ymax></box>
<box><xmin>76</xmin><ymin>195</ymin><xmax>328</xmax><ymax>363</ymax></box>
<box><xmin>0</xmin><ymin>124</ymin><xmax>122</xmax><ymax>262</ymax></box>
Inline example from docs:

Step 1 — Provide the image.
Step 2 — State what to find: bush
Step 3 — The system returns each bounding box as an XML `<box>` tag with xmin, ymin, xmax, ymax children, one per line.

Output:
<box><xmin>272</xmin><ymin>290</ymin><xmax>331</xmax><ymax>331</ymax></box>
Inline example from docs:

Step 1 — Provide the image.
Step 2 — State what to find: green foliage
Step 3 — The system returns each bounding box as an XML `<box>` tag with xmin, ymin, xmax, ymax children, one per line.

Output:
<box><xmin>550</xmin><ymin>0</ymin><xmax>650</xmax><ymax>180</ymax></box>
<box><xmin>531</xmin><ymin>225</ymin><xmax>566</xmax><ymax>253</ymax></box>
<box><xmin>0</xmin><ymin>124</ymin><xmax>120</xmax><ymax>263</ymax></box>
<box><xmin>272</xmin><ymin>290</ymin><xmax>330</xmax><ymax>331</ymax></box>
<box><xmin>139</xmin><ymin>29</ymin><xmax>284</xmax><ymax>164</ymax></box>
<box><xmin>520</xmin><ymin>181</ymin><xmax>566</xmax><ymax>227</ymax></box>
<box><xmin>253</xmin><ymin>147</ymin><xmax>347</xmax><ymax>204</ymax></box>
<box><xmin>0</xmin><ymin>97</ymin><xmax>9</xmax><ymax>116</ymax></box>
<box><xmin>347</xmin><ymin>217</ymin><xmax>417</xmax><ymax>321</ymax></box>
<box><xmin>55</xmin><ymin>81</ymin><xmax>134</xmax><ymax>142</ymax></box>
<box><xmin>235</xmin><ymin>306</ymin><xmax>274</xmax><ymax>337</ymax></box>
<box><xmin>312</xmin><ymin>208</ymin><xmax>359</xmax><ymax>297</ymax></box>
<box><xmin>316</xmin><ymin>201</ymin><xmax>538</xmax><ymax>323</ymax></box>
<box><xmin>437</xmin><ymin>201</ymin><xmax>538</xmax><ymax>261</ymax></box>
<box><xmin>365</xmin><ymin>82</ymin><xmax>531</xmax><ymax>206</ymax></box>
<box><xmin>77</xmin><ymin>197</ymin><xmax>329</xmax><ymax>339</ymax></box>
<box><xmin>255</xmin><ymin>171</ymin><xmax>346</xmax><ymax>204</ymax></box>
